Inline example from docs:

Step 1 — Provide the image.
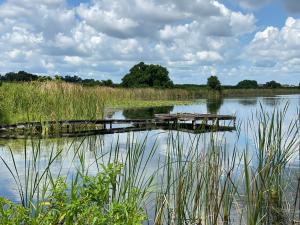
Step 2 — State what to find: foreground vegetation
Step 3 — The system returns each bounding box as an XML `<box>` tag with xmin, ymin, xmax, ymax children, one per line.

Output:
<box><xmin>0</xmin><ymin>106</ymin><xmax>299</xmax><ymax>224</ymax></box>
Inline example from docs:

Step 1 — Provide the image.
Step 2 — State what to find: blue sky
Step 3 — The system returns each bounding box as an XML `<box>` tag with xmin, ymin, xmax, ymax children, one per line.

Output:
<box><xmin>0</xmin><ymin>0</ymin><xmax>299</xmax><ymax>84</ymax></box>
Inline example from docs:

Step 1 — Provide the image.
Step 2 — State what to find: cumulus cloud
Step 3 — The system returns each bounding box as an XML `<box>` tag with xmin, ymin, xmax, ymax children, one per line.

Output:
<box><xmin>243</xmin><ymin>17</ymin><xmax>300</xmax><ymax>83</ymax></box>
<box><xmin>11</xmin><ymin>0</ymin><xmax>300</xmax><ymax>82</ymax></box>
<box><xmin>247</xmin><ymin>17</ymin><xmax>300</xmax><ymax>65</ymax></box>
<box><xmin>0</xmin><ymin>0</ymin><xmax>265</xmax><ymax>83</ymax></box>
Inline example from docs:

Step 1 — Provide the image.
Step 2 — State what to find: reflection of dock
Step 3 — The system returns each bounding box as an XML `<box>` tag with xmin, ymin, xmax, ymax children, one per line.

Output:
<box><xmin>0</xmin><ymin>113</ymin><xmax>236</xmax><ymax>139</ymax></box>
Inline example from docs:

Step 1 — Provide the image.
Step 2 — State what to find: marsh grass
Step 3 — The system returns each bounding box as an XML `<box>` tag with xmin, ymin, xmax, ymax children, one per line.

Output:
<box><xmin>0</xmin><ymin>106</ymin><xmax>299</xmax><ymax>224</ymax></box>
<box><xmin>0</xmin><ymin>82</ymin><xmax>195</xmax><ymax>124</ymax></box>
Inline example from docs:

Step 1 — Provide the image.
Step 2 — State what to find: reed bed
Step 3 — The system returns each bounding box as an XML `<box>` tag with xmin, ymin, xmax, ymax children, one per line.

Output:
<box><xmin>0</xmin><ymin>82</ymin><xmax>195</xmax><ymax>124</ymax></box>
<box><xmin>0</xmin><ymin>105</ymin><xmax>299</xmax><ymax>224</ymax></box>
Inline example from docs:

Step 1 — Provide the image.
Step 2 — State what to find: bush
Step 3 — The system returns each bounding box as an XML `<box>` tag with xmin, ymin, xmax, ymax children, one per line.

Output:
<box><xmin>0</xmin><ymin>163</ymin><xmax>146</xmax><ymax>225</ymax></box>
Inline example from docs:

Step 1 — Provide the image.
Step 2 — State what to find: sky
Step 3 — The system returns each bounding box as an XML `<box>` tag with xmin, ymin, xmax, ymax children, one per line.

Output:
<box><xmin>0</xmin><ymin>0</ymin><xmax>299</xmax><ymax>84</ymax></box>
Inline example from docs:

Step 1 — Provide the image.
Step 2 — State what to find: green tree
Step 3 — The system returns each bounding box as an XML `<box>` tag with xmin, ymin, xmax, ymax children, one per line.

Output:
<box><xmin>207</xmin><ymin>76</ymin><xmax>221</xmax><ymax>90</ymax></box>
<box><xmin>54</xmin><ymin>75</ymin><xmax>62</xmax><ymax>81</ymax></box>
<box><xmin>121</xmin><ymin>62</ymin><xmax>173</xmax><ymax>88</ymax></box>
<box><xmin>236</xmin><ymin>80</ymin><xmax>258</xmax><ymax>89</ymax></box>
<box><xmin>264</xmin><ymin>80</ymin><xmax>282</xmax><ymax>88</ymax></box>
<box><xmin>102</xmin><ymin>79</ymin><xmax>114</xmax><ymax>87</ymax></box>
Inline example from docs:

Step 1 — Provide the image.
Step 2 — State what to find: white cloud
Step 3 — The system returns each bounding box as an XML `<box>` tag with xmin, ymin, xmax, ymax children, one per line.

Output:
<box><xmin>1</xmin><ymin>26</ymin><xmax>43</xmax><ymax>45</ymax></box>
<box><xmin>77</xmin><ymin>4</ymin><xmax>139</xmax><ymax>38</ymax></box>
<box><xmin>4</xmin><ymin>0</ymin><xmax>297</xmax><ymax>84</ymax></box>
<box><xmin>197</xmin><ymin>51</ymin><xmax>223</xmax><ymax>62</ymax></box>
<box><xmin>159</xmin><ymin>24</ymin><xmax>190</xmax><ymax>40</ymax></box>
<box><xmin>247</xmin><ymin>17</ymin><xmax>300</xmax><ymax>66</ymax></box>
<box><xmin>64</xmin><ymin>56</ymin><xmax>83</xmax><ymax>65</ymax></box>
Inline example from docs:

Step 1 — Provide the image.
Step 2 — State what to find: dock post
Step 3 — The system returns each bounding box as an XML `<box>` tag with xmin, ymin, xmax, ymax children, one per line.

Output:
<box><xmin>192</xmin><ymin>120</ymin><xmax>196</xmax><ymax>130</ymax></box>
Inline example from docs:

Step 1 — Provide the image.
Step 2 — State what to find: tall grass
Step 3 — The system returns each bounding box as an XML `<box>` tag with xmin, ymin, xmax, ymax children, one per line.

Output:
<box><xmin>0</xmin><ymin>82</ymin><xmax>195</xmax><ymax>124</ymax></box>
<box><xmin>242</xmin><ymin>104</ymin><xmax>299</xmax><ymax>225</ymax></box>
<box><xmin>0</xmin><ymin>106</ymin><xmax>299</xmax><ymax>224</ymax></box>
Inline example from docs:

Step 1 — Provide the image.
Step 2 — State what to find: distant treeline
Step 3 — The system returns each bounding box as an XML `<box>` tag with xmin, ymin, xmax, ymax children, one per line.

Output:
<box><xmin>175</xmin><ymin>80</ymin><xmax>300</xmax><ymax>89</ymax></box>
<box><xmin>0</xmin><ymin>71</ymin><xmax>115</xmax><ymax>87</ymax></box>
<box><xmin>0</xmin><ymin>70</ymin><xmax>299</xmax><ymax>89</ymax></box>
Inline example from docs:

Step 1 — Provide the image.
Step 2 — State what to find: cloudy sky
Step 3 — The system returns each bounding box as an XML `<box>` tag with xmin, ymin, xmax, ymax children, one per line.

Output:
<box><xmin>0</xmin><ymin>0</ymin><xmax>299</xmax><ymax>84</ymax></box>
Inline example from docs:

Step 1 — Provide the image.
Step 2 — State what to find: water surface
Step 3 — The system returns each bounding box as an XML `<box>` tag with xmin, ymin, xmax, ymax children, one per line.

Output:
<box><xmin>0</xmin><ymin>95</ymin><xmax>299</xmax><ymax>204</ymax></box>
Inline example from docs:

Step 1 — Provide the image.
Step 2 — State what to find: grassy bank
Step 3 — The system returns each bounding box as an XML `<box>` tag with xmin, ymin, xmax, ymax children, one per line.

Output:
<box><xmin>1</xmin><ymin>81</ymin><xmax>299</xmax><ymax>124</ymax></box>
<box><xmin>0</xmin><ymin>107</ymin><xmax>299</xmax><ymax>224</ymax></box>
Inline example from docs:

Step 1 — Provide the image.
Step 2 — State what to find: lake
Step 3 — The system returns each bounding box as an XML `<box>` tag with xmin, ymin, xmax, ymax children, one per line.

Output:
<box><xmin>0</xmin><ymin>94</ymin><xmax>299</xmax><ymax>224</ymax></box>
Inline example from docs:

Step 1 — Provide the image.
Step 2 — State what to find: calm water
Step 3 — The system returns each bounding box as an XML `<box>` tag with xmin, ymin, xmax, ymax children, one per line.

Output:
<box><xmin>0</xmin><ymin>95</ymin><xmax>299</xmax><ymax>203</ymax></box>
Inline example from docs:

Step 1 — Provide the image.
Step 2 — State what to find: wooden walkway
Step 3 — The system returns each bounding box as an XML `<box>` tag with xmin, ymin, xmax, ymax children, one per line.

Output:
<box><xmin>0</xmin><ymin>113</ymin><xmax>236</xmax><ymax>139</ymax></box>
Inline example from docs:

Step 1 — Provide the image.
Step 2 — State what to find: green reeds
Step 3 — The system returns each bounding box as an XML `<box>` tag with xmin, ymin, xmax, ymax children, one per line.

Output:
<box><xmin>0</xmin><ymin>82</ymin><xmax>196</xmax><ymax>124</ymax></box>
<box><xmin>242</xmin><ymin>103</ymin><xmax>299</xmax><ymax>225</ymax></box>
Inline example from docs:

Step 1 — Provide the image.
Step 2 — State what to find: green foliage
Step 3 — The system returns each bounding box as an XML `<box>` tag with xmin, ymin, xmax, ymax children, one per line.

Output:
<box><xmin>264</xmin><ymin>80</ymin><xmax>282</xmax><ymax>88</ymax></box>
<box><xmin>0</xmin><ymin>197</ymin><xmax>30</xmax><ymax>225</ymax></box>
<box><xmin>0</xmin><ymin>164</ymin><xmax>145</xmax><ymax>225</ymax></box>
<box><xmin>207</xmin><ymin>75</ymin><xmax>221</xmax><ymax>90</ymax></box>
<box><xmin>236</xmin><ymin>80</ymin><xmax>258</xmax><ymax>89</ymax></box>
<box><xmin>0</xmin><ymin>71</ymin><xmax>39</xmax><ymax>82</ymax></box>
<box><xmin>121</xmin><ymin>62</ymin><xmax>174</xmax><ymax>88</ymax></box>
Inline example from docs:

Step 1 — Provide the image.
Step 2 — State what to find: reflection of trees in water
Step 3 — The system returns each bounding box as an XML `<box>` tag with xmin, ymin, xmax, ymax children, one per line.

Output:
<box><xmin>206</xmin><ymin>98</ymin><xmax>224</xmax><ymax>114</ymax></box>
<box><xmin>238</xmin><ymin>98</ymin><xmax>258</xmax><ymax>106</ymax></box>
<box><xmin>123</xmin><ymin>106</ymin><xmax>174</xmax><ymax>119</ymax></box>
<box><xmin>262</xmin><ymin>97</ymin><xmax>282</xmax><ymax>107</ymax></box>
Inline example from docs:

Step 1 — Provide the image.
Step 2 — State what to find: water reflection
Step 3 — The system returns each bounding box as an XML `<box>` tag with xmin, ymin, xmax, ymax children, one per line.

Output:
<box><xmin>206</xmin><ymin>98</ymin><xmax>224</xmax><ymax>114</ymax></box>
<box><xmin>123</xmin><ymin>106</ymin><xmax>174</xmax><ymax>119</ymax></box>
<box><xmin>0</xmin><ymin>95</ymin><xmax>299</xmax><ymax>209</ymax></box>
<box><xmin>262</xmin><ymin>97</ymin><xmax>283</xmax><ymax>106</ymax></box>
<box><xmin>237</xmin><ymin>98</ymin><xmax>258</xmax><ymax>106</ymax></box>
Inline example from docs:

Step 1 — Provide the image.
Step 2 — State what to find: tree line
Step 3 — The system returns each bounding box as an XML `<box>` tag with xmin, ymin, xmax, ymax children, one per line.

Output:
<box><xmin>0</xmin><ymin>63</ymin><xmax>299</xmax><ymax>89</ymax></box>
<box><xmin>0</xmin><ymin>71</ymin><xmax>114</xmax><ymax>87</ymax></box>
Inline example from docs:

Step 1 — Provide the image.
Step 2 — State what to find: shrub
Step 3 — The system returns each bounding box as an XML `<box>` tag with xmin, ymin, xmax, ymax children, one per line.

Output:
<box><xmin>0</xmin><ymin>164</ymin><xmax>146</xmax><ymax>225</ymax></box>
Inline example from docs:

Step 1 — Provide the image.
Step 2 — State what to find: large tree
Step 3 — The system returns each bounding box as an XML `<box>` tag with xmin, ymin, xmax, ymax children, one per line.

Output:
<box><xmin>207</xmin><ymin>76</ymin><xmax>221</xmax><ymax>90</ymax></box>
<box><xmin>264</xmin><ymin>80</ymin><xmax>282</xmax><ymax>88</ymax></box>
<box><xmin>121</xmin><ymin>62</ymin><xmax>173</xmax><ymax>88</ymax></box>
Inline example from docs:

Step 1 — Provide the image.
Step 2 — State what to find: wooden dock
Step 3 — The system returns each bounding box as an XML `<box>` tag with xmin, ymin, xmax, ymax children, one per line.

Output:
<box><xmin>0</xmin><ymin>113</ymin><xmax>236</xmax><ymax>139</ymax></box>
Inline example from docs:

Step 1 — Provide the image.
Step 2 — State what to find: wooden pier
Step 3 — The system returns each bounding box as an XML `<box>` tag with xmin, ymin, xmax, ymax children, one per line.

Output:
<box><xmin>0</xmin><ymin>113</ymin><xmax>236</xmax><ymax>139</ymax></box>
